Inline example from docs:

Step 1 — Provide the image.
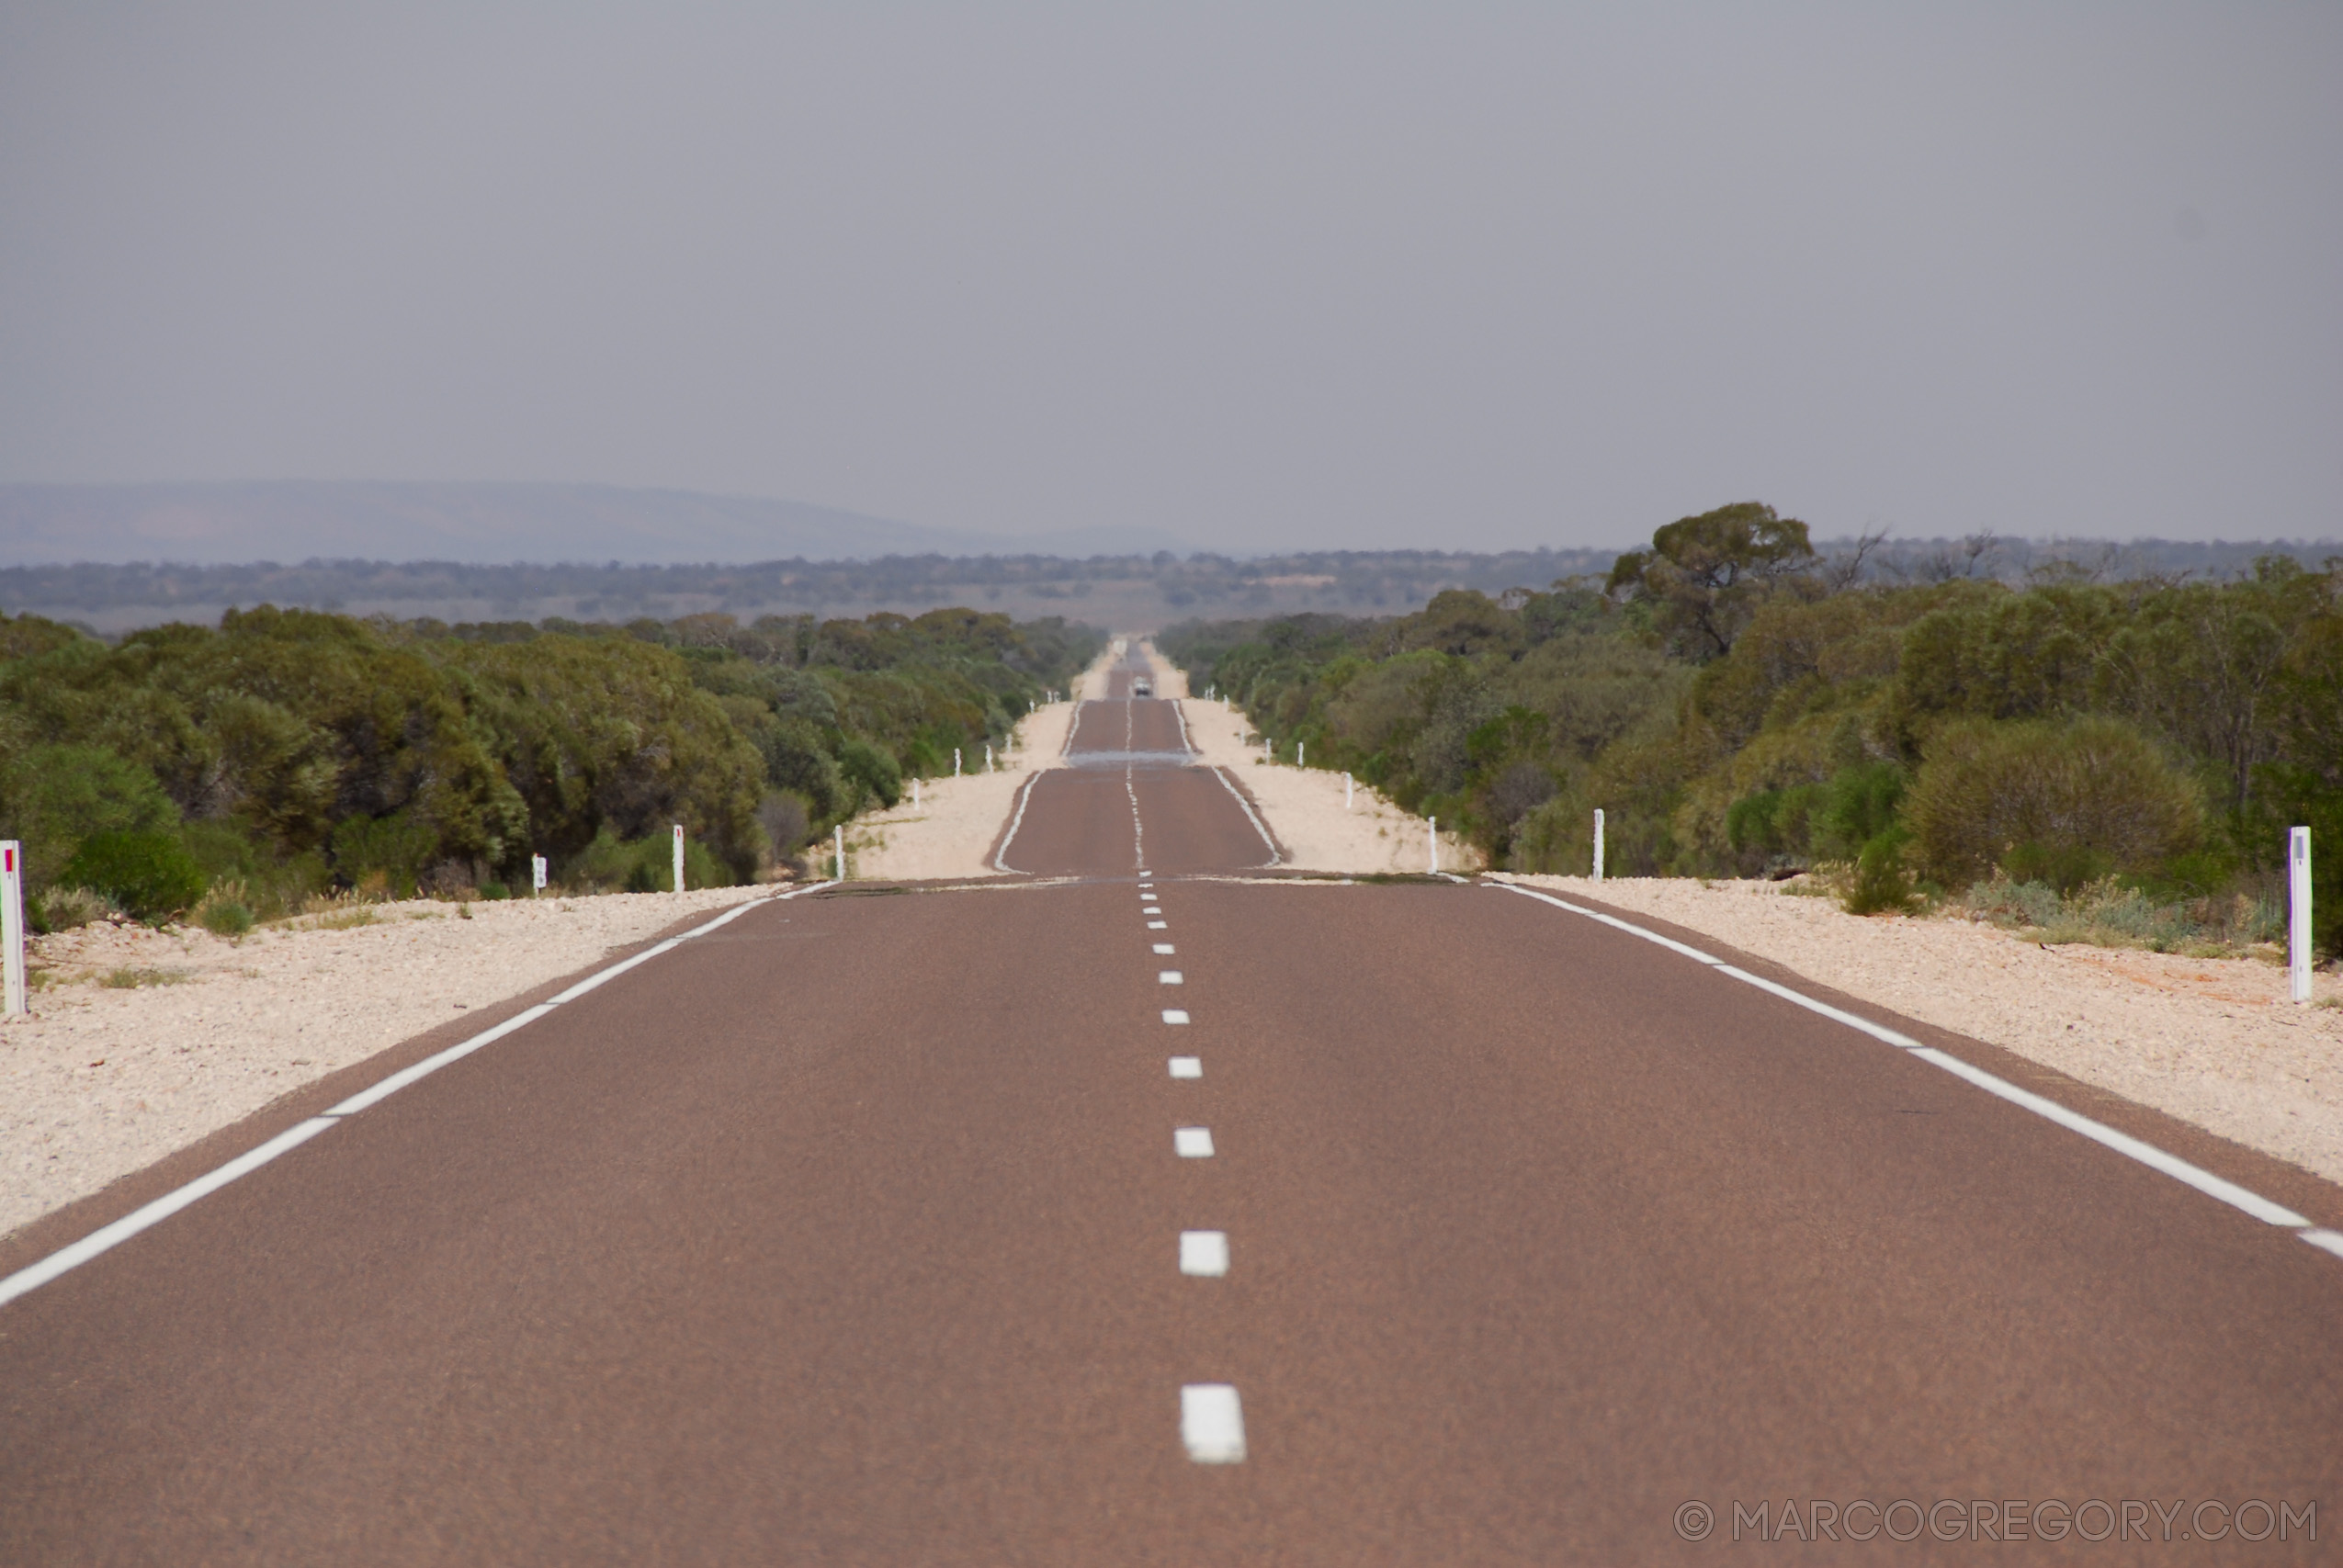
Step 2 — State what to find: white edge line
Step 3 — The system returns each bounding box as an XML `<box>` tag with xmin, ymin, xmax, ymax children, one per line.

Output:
<box><xmin>1490</xmin><ymin>880</ymin><xmax>2316</xmax><ymax>1235</ymax></box>
<box><xmin>0</xmin><ymin>1117</ymin><xmax>341</xmax><ymax>1309</ymax></box>
<box><xmin>993</xmin><ymin>772</ymin><xmax>1043</xmax><ymax>874</ymax></box>
<box><xmin>1209</xmin><ymin>766</ymin><xmax>1282</xmax><ymax>868</ymax></box>
<box><xmin>1172</xmin><ymin>697</ymin><xmax>1194</xmax><ymax>755</ymax></box>
<box><xmin>0</xmin><ymin>881</ymin><xmax>840</xmax><ymax>1312</ymax></box>
<box><xmin>323</xmin><ymin>1004</ymin><xmax>559</xmax><ymax>1115</ymax></box>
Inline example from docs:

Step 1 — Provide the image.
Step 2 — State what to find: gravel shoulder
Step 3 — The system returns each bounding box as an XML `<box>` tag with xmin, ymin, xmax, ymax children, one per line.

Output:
<box><xmin>1503</xmin><ymin>874</ymin><xmax>2343</xmax><ymax>1188</ymax></box>
<box><xmin>3</xmin><ymin>886</ymin><xmax>769</xmax><ymax>1241</ymax></box>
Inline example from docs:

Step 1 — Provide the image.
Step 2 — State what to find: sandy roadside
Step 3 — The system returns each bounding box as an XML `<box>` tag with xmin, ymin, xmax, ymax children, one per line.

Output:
<box><xmin>2</xmin><ymin>886</ymin><xmax>770</xmax><ymax>1240</ymax></box>
<box><xmin>843</xmin><ymin>639</ymin><xmax>1125</xmax><ymax>882</ymax></box>
<box><xmin>1501</xmin><ymin>874</ymin><xmax>2343</xmax><ymax>1187</ymax></box>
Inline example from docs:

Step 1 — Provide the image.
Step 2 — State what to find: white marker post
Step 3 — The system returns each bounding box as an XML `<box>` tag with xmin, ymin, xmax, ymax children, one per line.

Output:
<box><xmin>835</xmin><ymin>824</ymin><xmax>846</xmax><ymax>881</ymax></box>
<box><xmin>954</xmin><ymin>748</ymin><xmax>962</xmax><ymax>777</ymax></box>
<box><xmin>985</xmin><ymin>744</ymin><xmax>994</xmax><ymax>773</ymax></box>
<box><xmin>1</xmin><ymin>840</ymin><xmax>25</xmax><ymax>1018</ymax></box>
<box><xmin>1429</xmin><ymin>817</ymin><xmax>1440</xmax><ymax>875</ymax></box>
<box><xmin>531</xmin><ymin>853</ymin><xmax>548</xmax><ymax>896</ymax></box>
<box><xmin>912</xmin><ymin>778</ymin><xmax>921</xmax><ymax>809</ymax></box>
<box><xmin>672</xmin><ymin>824</ymin><xmax>685</xmax><ymax>893</ymax></box>
<box><xmin>2290</xmin><ymin>826</ymin><xmax>2314</xmax><ymax>1005</ymax></box>
<box><xmin>1593</xmin><ymin>808</ymin><xmax>1605</xmax><ymax>883</ymax></box>
<box><xmin>1297</xmin><ymin>741</ymin><xmax>1305</xmax><ymax>769</ymax></box>
<box><xmin>1344</xmin><ymin>772</ymin><xmax>1353</xmax><ymax>810</ymax></box>
<box><xmin>1263</xmin><ymin>737</ymin><xmax>1273</xmax><ymax>763</ymax></box>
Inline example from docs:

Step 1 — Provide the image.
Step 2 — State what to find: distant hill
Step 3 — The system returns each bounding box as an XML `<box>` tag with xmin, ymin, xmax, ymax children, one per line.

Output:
<box><xmin>0</xmin><ymin>480</ymin><xmax>1192</xmax><ymax>566</ymax></box>
<box><xmin>0</xmin><ymin>547</ymin><xmax>1624</xmax><ymax>636</ymax></box>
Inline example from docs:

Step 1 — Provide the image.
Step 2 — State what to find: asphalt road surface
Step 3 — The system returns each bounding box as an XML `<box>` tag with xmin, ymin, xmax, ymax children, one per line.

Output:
<box><xmin>4</xmin><ymin>647</ymin><xmax>2339</xmax><ymax>1562</ymax></box>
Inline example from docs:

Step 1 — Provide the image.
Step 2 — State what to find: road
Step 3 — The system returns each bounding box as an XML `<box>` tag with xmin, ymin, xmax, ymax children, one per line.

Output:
<box><xmin>3</xmin><ymin>646</ymin><xmax>2338</xmax><ymax>1562</ymax></box>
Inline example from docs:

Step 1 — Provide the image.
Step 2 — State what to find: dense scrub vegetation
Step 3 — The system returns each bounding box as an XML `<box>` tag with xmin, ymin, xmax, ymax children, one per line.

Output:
<box><xmin>1160</xmin><ymin>503</ymin><xmax>2343</xmax><ymax>955</ymax></box>
<box><xmin>0</xmin><ymin>604</ymin><xmax>1098</xmax><ymax>926</ymax></box>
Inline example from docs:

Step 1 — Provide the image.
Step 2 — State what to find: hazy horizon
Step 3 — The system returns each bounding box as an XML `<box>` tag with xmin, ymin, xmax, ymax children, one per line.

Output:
<box><xmin>4</xmin><ymin>5</ymin><xmax>2337</xmax><ymax>558</ymax></box>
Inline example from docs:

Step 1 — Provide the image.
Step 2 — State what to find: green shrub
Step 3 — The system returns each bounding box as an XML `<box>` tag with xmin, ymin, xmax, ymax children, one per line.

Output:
<box><xmin>1842</xmin><ymin>827</ymin><xmax>1920</xmax><ymax>915</ymax></box>
<box><xmin>330</xmin><ymin>810</ymin><xmax>440</xmax><ymax>897</ymax></box>
<box><xmin>561</xmin><ymin>829</ymin><xmax>734</xmax><ymax>893</ymax></box>
<box><xmin>62</xmin><ymin>830</ymin><xmax>208</xmax><ymax>921</ymax></box>
<box><xmin>198</xmin><ymin>897</ymin><xmax>255</xmax><ymax>937</ymax></box>
<box><xmin>1903</xmin><ymin>716</ymin><xmax>2202</xmax><ymax>889</ymax></box>
<box><xmin>1811</xmin><ymin>762</ymin><xmax>1905</xmax><ymax>861</ymax></box>
<box><xmin>478</xmin><ymin>881</ymin><xmax>510</xmax><ymax>900</ymax></box>
<box><xmin>0</xmin><ymin>744</ymin><xmax>180</xmax><ymax>889</ymax></box>
<box><xmin>837</xmin><ymin>738</ymin><xmax>902</xmax><ymax>810</ymax></box>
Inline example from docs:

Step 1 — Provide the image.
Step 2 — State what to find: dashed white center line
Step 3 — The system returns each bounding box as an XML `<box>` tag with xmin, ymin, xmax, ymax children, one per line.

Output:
<box><xmin>1161</xmin><ymin>1009</ymin><xmax>1191</xmax><ymax>1024</ymax></box>
<box><xmin>1181</xmin><ymin>1384</ymin><xmax>1247</xmax><ymax>1463</ymax></box>
<box><xmin>1153</xmin><ymin>943</ymin><xmax>1175</xmax><ymax>954</ymax></box>
<box><xmin>1180</xmin><ymin>1231</ymin><xmax>1230</xmax><ymax>1277</ymax></box>
<box><xmin>1169</xmin><ymin>1056</ymin><xmax>1202</xmax><ymax>1078</ymax></box>
<box><xmin>1174</xmin><ymin>1126</ymin><xmax>1215</xmax><ymax>1157</ymax></box>
<box><xmin>1148</xmin><ymin>920</ymin><xmax>1168</xmax><ymax>930</ymax></box>
<box><xmin>1159</xmin><ymin>970</ymin><xmax>1183</xmax><ymax>985</ymax></box>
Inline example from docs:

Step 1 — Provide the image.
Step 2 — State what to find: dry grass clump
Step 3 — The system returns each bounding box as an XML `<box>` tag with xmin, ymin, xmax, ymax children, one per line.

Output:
<box><xmin>1955</xmin><ymin>873</ymin><xmax>2286</xmax><ymax>956</ymax></box>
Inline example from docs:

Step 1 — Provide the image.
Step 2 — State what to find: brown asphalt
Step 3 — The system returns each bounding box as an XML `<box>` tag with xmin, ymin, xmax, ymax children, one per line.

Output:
<box><xmin>3</xmin><ymin>648</ymin><xmax>2338</xmax><ymax>1562</ymax></box>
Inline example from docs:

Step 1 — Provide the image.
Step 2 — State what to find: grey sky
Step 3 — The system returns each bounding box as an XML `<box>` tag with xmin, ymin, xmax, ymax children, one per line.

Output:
<box><xmin>2</xmin><ymin>3</ymin><xmax>2337</xmax><ymax>554</ymax></box>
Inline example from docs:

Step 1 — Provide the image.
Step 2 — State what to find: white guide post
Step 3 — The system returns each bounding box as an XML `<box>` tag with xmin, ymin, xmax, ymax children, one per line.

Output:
<box><xmin>2290</xmin><ymin>826</ymin><xmax>2314</xmax><ymax>1005</ymax></box>
<box><xmin>1344</xmin><ymin>772</ymin><xmax>1353</xmax><ymax>810</ymax></box>
<box><xmin>1593</xmin><ymin>808</ymin><xmax>1606</xmax><ymax>883</ymax></box>
<box><xmin>985</xmin><ymin>744</ymin><xmax>994</xmax><ymax>773</ymax></box>
<box><xmin>2</xmin><ymin>840</ymin><xmax>25</xmax><ymax>1017</ymax></box>
<box><xmin>531</xmin><ymin>853</ymin><xmax>548</xmax><ymax>896</ymax></box>
<box><xmin>1263</xmin><ymin>737</ymin><xmax>1273</xmax><ymax>762</ymax></box>
<box><xmin>912</xmin><ymin>778</ymin><xmax>921</xmax><ymax>809</ymax></box>
<box><xmin>955</xmin><ymin>748</ymin><xmax>962</xmax><ymax>777</ymax></box>
<box><xmin>1429</xmin><ymin>817</ymin><xmax>1440</xmax><ymax>875</ymax></box>
<box><xmin>1297</xmin><ymin>741</ymin><xmax>1305</xmax><ymax>769</ymax></box>
<box><xmin>672</xmin><ymin>824</ymin><xmax>685</xmax><ymax>893</ymax></box>
<box><xmin>834</xmin><ymin>824</ymin><xmax>846</xmax><ymax>881</ymax></box>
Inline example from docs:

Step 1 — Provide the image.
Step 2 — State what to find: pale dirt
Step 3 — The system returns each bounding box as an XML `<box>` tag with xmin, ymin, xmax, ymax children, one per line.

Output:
<box><xmin>845</xmin><ymin>700</ymin><xmax>1079</xmax><ymax>882</ymax></box>
<box><xmin>2</xmin><ymin>886</ymin><xmax>768</xmax><ymax>1241</ymax></box>
<box><xmin>1502</xmin><ymin>874</ymin><xmax>2343</xmax><ymax>1187</ymax></box>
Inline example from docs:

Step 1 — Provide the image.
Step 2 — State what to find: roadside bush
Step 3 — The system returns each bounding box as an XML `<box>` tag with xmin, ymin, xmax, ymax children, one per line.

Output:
<box><xmin>1842</xmin><ymin>826</ymin><xmax>1920</xmax><ymax>915</ymax></box>
<box><xmin>195</xmin><ymin>881</ymin><xmax>256</xmax><ymax>937</ymax></box>
<box><xmin>0</xmin><ymin>744</ymin><xmax>180</xmax><ymax>888</ymax></box>
<box><xmin>30</xmin><ymin>885</ymin><xmax>118</xmax><ymax>932</ymax></box>
<box><xmin>836</xmin><ymin>738</ymin><xmax>902</xmax><ymax>811</ymax></box>
<box><xmin>62</xmin><ymin>829</ymin><xmax>208</xmax><ymax>921</ymax></box>
<box><xmin>561</xmin><ymin>829</ymin><xmax>734</xmax><ymax>893</ymax></box>
<box><xmin>1902</xmin><ymin>717</ymin><xmax>2202</xmax><ymax>890</ymax></box>
<box><xmin>757</xmin><ymin>792</ymin><xmax>811</xmax><ymax>857</ymax></box>
<box><xmin>330</xmin><ymin>810</ymin><xmax>440</xmax><ymax>897</ymax></box>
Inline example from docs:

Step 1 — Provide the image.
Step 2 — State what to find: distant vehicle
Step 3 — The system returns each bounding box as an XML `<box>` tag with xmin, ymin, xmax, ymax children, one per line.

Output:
<box><xmin>1132</xmin><ymin>678</ymin><xmax>1153</xmax><ymax>697</ymax></box>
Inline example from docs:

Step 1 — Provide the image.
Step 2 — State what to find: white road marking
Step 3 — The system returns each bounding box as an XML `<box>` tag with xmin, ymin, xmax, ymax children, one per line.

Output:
<box><xmin>1148</xmin><ymin>919</ymin><xmax>1169</xmax><ymax>930</ymax></box>
<box><xmin>1140</xmin><ymin>881</ymin><xmax>1155</xmax><ymax>889</ymax></box>
<box><xmin>1169</xmin><ymin>1056</ymin><xmax>1203</xmax><ymax>1078</ymax></box>
<box><xmin>1160</xmin><ymin>970</ymin><xmax>1184</xmax><ymax>985</ymax></box>
<box><xmin>1491</xmin><ymin>880</ymin><xmax>2321</xmax><ymax>1236</ymax></box>
<box><xmin>1181</xmin><ymin>1231</ymin><xmax>1230</xmax><ymax>1276</ymax></box>
<box><xmin>1126</xmin><ymin>766</ymin><xmax>1146</xmax><ymax>870</ymax></box>
<box><xmin>1162</xmin><ymin>1009</ymin><xmax>1191</xmax><ymax>1024</ymax></box>
<box><xmin>1153</xmin><ymin>943</ymin><xmax>1176</xmax><ymax>954</ymax></box>
<box><xmin>2299</xmin><ymin>1229</ymin><xmax>2343</xmax><ymax>1259</ymax></box>
<box><xmin>0</xmin><ymin>880</ymin><xmax>844</xmax><ymax>1313</ymax></box>
<box><xmin>1175</xmin><ymin>1127</ymin><xmax>1215</xmax><ymax>1156</ymax></box>
<box><xmin>1172</xmin><ymin>699</ymin><xmax>1194</xmax><ymax>754</ymax></box>
<box><xmin>1181</xmin><ymin>1384</ymin><xmax>1247</xmax><ymax>1462</ymax></box>
<box><xmin>991</xmin><ymin>772</ymin><xmax>1043</xmax><ymax>874</ymax></box>
<box><xmin>1209</xmin><ymin>766</ymin><xmax>1282</xmax><ymax>868</ymax></box>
